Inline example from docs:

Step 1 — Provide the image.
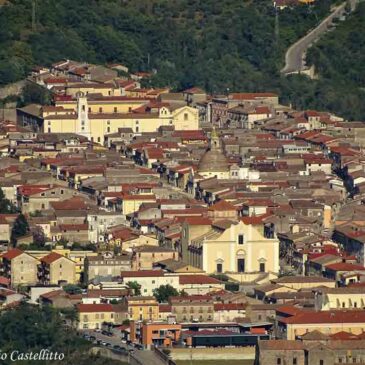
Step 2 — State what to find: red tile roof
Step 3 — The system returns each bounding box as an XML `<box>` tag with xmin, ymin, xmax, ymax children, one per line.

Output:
<box><xmin>330</xmin><ymin>331</ymin><xmax>360</xmax><ymax>341</ymax></box>
<box><xmin>41</xmin><ymin>252</ymin><xmax>63</xmax><ymax>265</ymax></box>
<box><xmin>213</xmin><ymin>303</ymin><xmax>246</xmax><ymax>311</ymax></box>
<box><xmin>282</xmin><ymin>310</ymin><xmax>365</xmax><ymax>325</ymax></box>
<box><xmin>208</xmin><ymin>200</ymin><xmax>237</xmax><ymax>212</ymax></box>
<box><xmin>2</xmin><ymin>248</ymin><xmax>24</xmax><ymax>260</ymax></box>
<box><xmin>120</xmin><ymin>270</ymin><xmax>165</xmax><ymax>278</ymax></box>
<box><xmin>179</xmin><ymin>275</ymin><xmax>222</xmax><ymax>285</ymax></box>
<box><xmin>325</xmin><ymin>262</ymin><xmax>365</xmax><ymax>272</ymax></box>
<box><xmin>50</xmin><ymin>197</ymin><xmax>87</xmax><ymax>210</ymax></box>
<box><xmin>241</xmin><ymin>213</ymin><xmax>272</xmax><ymax>225</ymax></box>
<box><xmin>77</xmin><ymin>303</ymin><xmax>114</xmax><ymax>313</ymax></box>
<box><xmin>0</xmin><ymin>276</ymin><xmax>10</xmax><ymax>286</ymax></box>
<box><xmin>183</xmin><ymin>217</ymin><xmax>212</xmax><ymax>225</ymax></box>
<box><xmin>159</xmin><ymin>304</ymin><xmax>172</xmax><ymax>312</ymax></box>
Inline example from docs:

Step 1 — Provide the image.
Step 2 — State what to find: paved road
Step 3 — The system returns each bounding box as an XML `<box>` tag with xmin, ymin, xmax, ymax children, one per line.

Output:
<box><xmin>281</xmin><ymin>1</ymin><xmax>352</xmax><ymax>74</ymax></box>
<box><xmin>81</xmin><ymin>329</ymin><xmax>165</xmax><ymax>365</ymax></box>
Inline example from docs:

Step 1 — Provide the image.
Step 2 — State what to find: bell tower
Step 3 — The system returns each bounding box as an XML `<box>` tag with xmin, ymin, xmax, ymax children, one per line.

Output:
<box><xmin>76</xmin><ymin>91</ymin><xmax>91</xmax><ymax>139</ymax></box>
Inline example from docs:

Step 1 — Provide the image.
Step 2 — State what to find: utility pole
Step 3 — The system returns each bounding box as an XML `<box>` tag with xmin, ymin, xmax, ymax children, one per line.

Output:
<box><xmin>32</xmin><ymin>0</ymin><xmax>37</xmax><ymax>32</ymax></box>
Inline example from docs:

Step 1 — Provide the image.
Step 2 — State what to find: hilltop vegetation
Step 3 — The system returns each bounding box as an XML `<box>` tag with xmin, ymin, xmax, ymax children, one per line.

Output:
<box><xmin>304</xmin><ymin>2</ymin><xmax>365</xmax><ymax>120</ymax></box>
<box><xmin>0</xmin><ymin>0</ymin><xmax>332</xmax><ymax>89</ymax></box>
<box><xmin>1</xmin><ymin>0</ymin><xmax>364</xmax><ymax>119</ymax></box>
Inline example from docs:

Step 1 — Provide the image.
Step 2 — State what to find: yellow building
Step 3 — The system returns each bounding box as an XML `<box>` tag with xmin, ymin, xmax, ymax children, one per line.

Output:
<box><xmin>39</xmin><ymin>252</ymin><xmax>76</xmax><ymax>285</ymax></box>
<box><xmin>314</xmin><ymin>287</ymin><xmax>365</xmax><ymax>311</ymax></box>
<box><xmin>281</xmin><ymin>311</ymin><xmax>365</xmax><ymax>340</ymax></box>
<box><xmin>43</xmin><ymin>94</ymin><xmax>199</xmax><ymax>144</ymax></box>
<box><xmin>181</xmin><ymin>218</ymin><xmax>279</xmax><ymax>275</ymax></box>
<box><xmin>77</xmin><ymin>303</ymin><xmax>115</xmax><ymax>330</ymax></box>
<box><xmin>116</xmin><ymin>194</ymin><xmax>157</xmax><ymax>216</ymax></box>
<box><xmin>126</xmin><ymin>296</ymin><xmax>159</xmax><ymax>322</ymax></box>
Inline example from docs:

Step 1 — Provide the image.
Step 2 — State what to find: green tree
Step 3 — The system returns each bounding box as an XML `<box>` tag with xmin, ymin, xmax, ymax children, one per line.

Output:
<box><xmin>0</xmin><ymin>304</ymin><xmax>127</xmax><ymax>365</ymax></box>
<box><xmin>20</xmin><ymin>82</ymin><xmax>52</xmax><ymax>106</ymax></box>
<box><xmin>63</xmin><ymin>284</ymin><xmax>82</xmax><ymax>295</ymax></box>
<box><xmin>11</xmin><ymin>214</ymin><xmax>29</xmax><ymax>246</ymax></box>
<box><xmin>153</xmin><ymin>284</ymin><xmax>179</xmax><ymax>303</ymax></box>
<box><xmin>0</xmin><ymin>188</ymin><xmax>17</xmax><ymax>214</ymax></box>
<box><xmin>126</xmin><ymin>281</ymin><xmax>142</xmax><ymax>296</ymax></box>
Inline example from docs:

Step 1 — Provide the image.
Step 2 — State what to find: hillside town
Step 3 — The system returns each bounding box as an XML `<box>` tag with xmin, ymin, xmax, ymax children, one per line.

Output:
<box><xmin>1</xmin><ymin>59</ymin><xmax>365</xmax><ymax>365</ymax></box>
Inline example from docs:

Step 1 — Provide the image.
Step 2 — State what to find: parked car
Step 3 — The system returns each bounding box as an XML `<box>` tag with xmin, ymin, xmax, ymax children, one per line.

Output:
<box><xmin>134</xmin><ymin>344</ymin><xmax>144</xmax><ymax>350</ymax></box>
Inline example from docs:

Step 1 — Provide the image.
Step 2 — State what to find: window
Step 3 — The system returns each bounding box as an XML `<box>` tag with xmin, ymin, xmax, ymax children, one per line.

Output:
<box><xmin>184</xmin><ymin>113</ymin><xmax>188</xmax><ymax>121</ymax></box>
<box><xmin>320</xmin><ymin>361</ymin><xmax>324</xmax><ymax>365</ymax></box>
<box><xmin>107</xmin><ymin>127</ymin><xmax>110</xmax><ymax>133</ymax></box>
<box><xmin>238</xmin><ymin>234</ymin><xmax>244</xmax><ymax>245</ymax></box>
<box><xmin>260</xmin><ymin>263</ymin><xmax>265</xmax><ymax>273</ymax></box>
<box><xmin>114</xmin><ymin>107</ymin><xmax>117</xmax><ymax>113</ymax></box>
<box><xmin>277</xmin><ymin>359</ymin><xmax>281</xmax><ymax>365</ymax></box>
<box><xmin>99</xmin><ymin>107</ymin><xmax>103</xmax><ymax>113</ymax></box>
<box><xmin>97</xmin><ymin>137</ymin><xmax>101</xmax><ymax>143</ymax></box>
<box><xmin>136</xmin><ymin>126</ymin><xmax>139</xmax><ymax>133</ymax></box>
<box><xmin>217</xmin><ymin>263</ymin><xmax>222</xmax><ymax>273</ymax></box>
<box><xmin>293</xmin><ymin>358</ymin><xmax>297</xmax><ymax>365</ymax></box>
<box><xmin>48</xmin><ymin>127</ymin><xmax>51</xmax><ymax>133</ymax></box>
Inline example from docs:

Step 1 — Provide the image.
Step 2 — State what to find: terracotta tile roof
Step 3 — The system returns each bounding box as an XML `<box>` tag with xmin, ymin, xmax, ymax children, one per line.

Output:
<box><xmin>179</xmin><ymin>275</ymin><xmax>221</xmax><ymax>285</ymax></box>
<box><xmin>50</xmin><ymin>197</ymin><xmax>87</xmax><ymax>210</ymax></box>
<box><xmin>183</xmin><ymin>217</ymin><xmax>212</xmax><ymax>225</ymax></box>
<box><xmin>40</xmin><ymin>252</ymin><xmax>63</xmax><ymax>265</ymax></box>
<box><xmin>120</xmin><ymin>270</ymin><xmax>165</xmax><ymax>278</ymax></box>
<box><xmin>330</xmin><ymin>331</ymin><xmax>360</xmax><ymax>341</ymax></box>
<box><xmin>159</xmin><ymin>304</ymin><xmax>172</xmax><ymax>312</ymax></box>
<box><xmin>282</xmin><ymin>310</ymin><xmax>365</xmax><ymax>325</ymax></box>
<box><xmin>0</xmin><ymin>276</ymin><xmax>10</xmax><ymax>286</ymax></box>
<box><xmin>208</xmin><ymin>200</ymin><xmax>237</xmax><ymax>211</ymax></box>
<box><xmin>58</xmin><ymin>224</ymin><xmax>88</xmax><ymax>231</ymax></box>
<box><xmin>77</xmin><ymin>303</ymin><xmax>114</xmax><ymax>313</ymax></box>
<box><xmin>325</xmin><ymin>262</ymin><xmax>365</xmax><ymax>272</ymax></box>
<box><xmin>214</xmin><ymin>303</ymin><xmax>246</xmax><ymax>311</ymax></box>
<box><xmin>2</xmin><ymin>248</ymin><xmax>24</xmax><ymax>260</ymax></box>
<box><xmin>241</xmin><ymin>213</ymin><xmax>272</xmax><ymax>225</ymax></box>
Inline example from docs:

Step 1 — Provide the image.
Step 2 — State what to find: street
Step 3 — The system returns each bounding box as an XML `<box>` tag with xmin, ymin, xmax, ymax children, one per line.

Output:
<box><xmin>80</xmin><ymin>329</ymin><xmax>166</xmax><ymax>365</ymax></box>
<box><xmin>281</xmin><ymin>0</ymin><xmax>356</xmax><ymax>74</ymax></box>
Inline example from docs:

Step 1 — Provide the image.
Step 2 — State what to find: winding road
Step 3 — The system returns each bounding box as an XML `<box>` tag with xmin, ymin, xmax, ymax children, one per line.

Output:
<box><xmin>281</xmin><ymin>0</ymin><xmax>357</xmax><ymax>75</ymax></box>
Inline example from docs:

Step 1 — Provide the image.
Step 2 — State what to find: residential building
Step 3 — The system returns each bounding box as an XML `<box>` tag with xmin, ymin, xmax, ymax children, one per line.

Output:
<box><xmin>126</xmin><ymin>296</ymin><xmax>159</xmax><ymax>322</ymax></box>
<box><xmin>77</xmin><ymin>303</ymin><xmax>115</xmax><ymax>330</ymax></box>
<box><xmin>0</xmin><ymin>249</ymin><xmax>39</xmax><ymax>287</ymax></box>
<box><xmin>38</xmin><ymin>252</ymin><xmax>76</xmax><ymax>285</ymax></box>
<box><xmin>84</xmin><ymin>254</ymin><xmax>132</xmax><ymax>283</ymax></box>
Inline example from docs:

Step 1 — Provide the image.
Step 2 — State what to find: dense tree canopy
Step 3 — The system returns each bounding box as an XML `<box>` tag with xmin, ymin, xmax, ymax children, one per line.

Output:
<box><xmin>0</xmin><ymin>188</ymin><xmax>17</xmax><ymax>214</ymax></box>
<box><xmin>0</xmin><ymin>304</ymin><xmax>125</xmax><ymax>365</ymax></box>
<box><xmin>0</xmin><ymin>0</ymin><xmax>363</xmax><ymax>119</ymax></box>
<box><xmin>11</xmin><ymin>213</ymin><xmax>29</xmax><ymax>246</ymax></box>
<box><xmin>153</xmin><ymin>284</ymin><xmax>179</xmax><ymax>302</ymax></box>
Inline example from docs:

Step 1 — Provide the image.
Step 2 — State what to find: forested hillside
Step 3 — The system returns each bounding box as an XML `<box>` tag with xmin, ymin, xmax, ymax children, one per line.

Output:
<box><xmin>304</xmin><ymin>2</ymin><xmax>365</xmax><ymax>120</ymax></box>
<box><xmin>1</xmin><ymin>0</ymin><xmax>364</xmax><ymax>120</ymax></box>
<box><xmin>0</xmin><ymin>0</ymin><xmax>332</xmax><ymax>89</ymax></box>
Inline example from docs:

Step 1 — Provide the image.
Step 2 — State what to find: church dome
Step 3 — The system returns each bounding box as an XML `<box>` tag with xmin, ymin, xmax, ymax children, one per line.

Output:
<box><xmin>198</xmin><ymin>148</ymin><xmax>230</xmax><ymax>173</ymax></box>
<box><xmin>198</xmin><ymin>127</ymin><xmax>229</xmax><ymax>173</ymax></box>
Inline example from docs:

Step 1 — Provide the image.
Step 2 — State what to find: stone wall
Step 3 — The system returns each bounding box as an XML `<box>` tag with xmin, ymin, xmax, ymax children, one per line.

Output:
<box><xmin>170</xmin><ymin>346</ymin><xmax>255</xmax><ymax>361</ymax></box>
